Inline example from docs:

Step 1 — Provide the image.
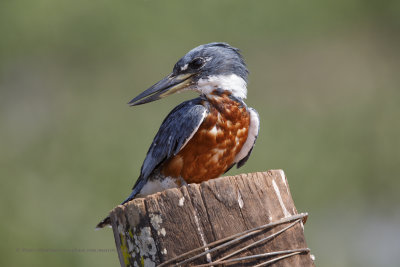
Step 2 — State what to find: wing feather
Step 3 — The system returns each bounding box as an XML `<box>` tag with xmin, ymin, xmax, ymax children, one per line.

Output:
<box><xmin>125</xmin><ymin>98</ymin><xmax>207</xmax><ymax>201</ymax></box>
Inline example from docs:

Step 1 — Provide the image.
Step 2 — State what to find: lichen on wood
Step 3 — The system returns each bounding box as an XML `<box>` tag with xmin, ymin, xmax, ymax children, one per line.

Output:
<box><xmin>110</xmin><ymin>170</ymin><xmax>315</xmax><ymax>267</ymax></box>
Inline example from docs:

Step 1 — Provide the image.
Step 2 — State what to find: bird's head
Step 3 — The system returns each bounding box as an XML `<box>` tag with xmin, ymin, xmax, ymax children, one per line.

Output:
<box><xmin>128</xmin><ymin>42</ymin><xmax>248</xmax><ymax>106</ymax></box>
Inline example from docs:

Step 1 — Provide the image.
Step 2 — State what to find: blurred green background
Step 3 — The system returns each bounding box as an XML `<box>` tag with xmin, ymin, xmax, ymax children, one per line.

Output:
<box><xmin>1</xmin><ymin>0</ymin><xmax>399</xmax><ymax>266</ymax></box>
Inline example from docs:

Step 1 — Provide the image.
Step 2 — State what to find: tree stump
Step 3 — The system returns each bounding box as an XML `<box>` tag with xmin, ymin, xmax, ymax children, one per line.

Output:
<box><xmin>109</xmin><ymin>170</ymin><xmax>315</xmax><ymax>267</ymax></box>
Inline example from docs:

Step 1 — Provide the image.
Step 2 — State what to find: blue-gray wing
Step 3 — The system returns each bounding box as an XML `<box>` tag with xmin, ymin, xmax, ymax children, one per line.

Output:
<box><xmin>124</xmin><ymin>98</ymin><xmax>207</xmax><ymax>202</ymax></box>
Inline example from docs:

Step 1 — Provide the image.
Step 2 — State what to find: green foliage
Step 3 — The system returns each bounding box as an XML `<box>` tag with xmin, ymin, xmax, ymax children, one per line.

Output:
<box><xmin>1</xmin><ymin>1</ymin><xmax>399</xmax><ymax>266</ymax></box>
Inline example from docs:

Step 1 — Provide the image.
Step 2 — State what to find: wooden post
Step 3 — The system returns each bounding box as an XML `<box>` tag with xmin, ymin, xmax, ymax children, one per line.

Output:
<box><xmin>109</xmin><ymin>170</ymin><xmax>315</xmax><ymax>267</ymax></box>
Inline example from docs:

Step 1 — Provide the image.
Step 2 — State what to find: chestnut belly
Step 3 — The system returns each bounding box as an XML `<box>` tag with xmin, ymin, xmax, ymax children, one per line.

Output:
<box><xmin>162</xmin><ymin>104</ymin><xmax>250</xmax><ymax>183</ymax></box>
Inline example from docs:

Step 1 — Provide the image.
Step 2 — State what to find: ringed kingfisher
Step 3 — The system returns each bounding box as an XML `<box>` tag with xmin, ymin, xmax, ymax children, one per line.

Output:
<box><xmin>96</xmin><ymin>42</ymin><xmax>260</xmax><ymax>229</ymax></box>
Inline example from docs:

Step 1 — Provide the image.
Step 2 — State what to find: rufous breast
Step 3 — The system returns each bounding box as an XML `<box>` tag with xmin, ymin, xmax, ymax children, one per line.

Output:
<box><xmin>162</xmin><ymin>92</ymin><xmax>250</xmax><ymax>183</ymax></box>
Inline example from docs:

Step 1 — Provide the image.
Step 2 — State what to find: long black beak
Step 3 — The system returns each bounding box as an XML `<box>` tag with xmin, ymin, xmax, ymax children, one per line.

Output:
<box><xmin>128</xmin><ymin>73</ymin><xmax>193</xmax><ymax>106</ymax></box>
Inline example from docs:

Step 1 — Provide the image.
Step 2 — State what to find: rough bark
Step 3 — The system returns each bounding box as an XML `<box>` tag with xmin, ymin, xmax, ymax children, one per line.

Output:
<box><xmin>110</xmin><ymin>170</ymin><xmax>315</xmax><ymax>267</ymax></box>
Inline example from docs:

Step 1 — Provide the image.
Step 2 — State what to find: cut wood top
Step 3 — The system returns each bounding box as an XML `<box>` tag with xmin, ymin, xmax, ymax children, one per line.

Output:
<box><xmin>110</xmin><ymin>170</ymin><xmax>315</xmax><ymax>267</ymax></box>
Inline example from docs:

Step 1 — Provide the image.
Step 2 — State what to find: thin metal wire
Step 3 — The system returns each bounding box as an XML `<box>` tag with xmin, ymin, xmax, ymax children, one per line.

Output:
<box><xmin>193</xmin><ymin>248</ymin><xmax>310</xmax><ymax>267</ymax></box>
<box><xmin>214</xmin><ymin>219</ymin><xmax>301</xmax><ymax>263</ymax></box>
<box><xmin>253</xmin><ymin>250</ymin><xmax>308</xmax><ymax>267</ymax></box>
<box><xmin>175</xmin><ymin>227</ymin><xmax>264</xmax><ymax>266</ymax></box>
<box><xmin>157</xmin><ymin>213</ymin><xmax>308</xmax><ymax>267</ymax></box>
<box><xmin>173</xmin><ymin>214</ymin><xmax>307</xmax><ymax>266</ymax></box>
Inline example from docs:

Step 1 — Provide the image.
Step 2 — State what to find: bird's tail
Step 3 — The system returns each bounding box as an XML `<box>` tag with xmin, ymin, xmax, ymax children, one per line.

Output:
<box><xmin>95</xmin><ymin>189</ymin><xmax>139</xmax><ymax>230</ymax></box>
<box><xmin>95</xmin><ymin>216</ymin><xmax>111</xmax><ymax>230</ymax></box>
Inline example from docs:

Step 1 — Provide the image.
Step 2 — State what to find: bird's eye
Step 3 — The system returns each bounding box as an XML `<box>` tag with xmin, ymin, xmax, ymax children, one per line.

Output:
<box><xmin>189</xmin><ymin>58</ymin><xmax>204</xmax><ymax>69</ymax></box>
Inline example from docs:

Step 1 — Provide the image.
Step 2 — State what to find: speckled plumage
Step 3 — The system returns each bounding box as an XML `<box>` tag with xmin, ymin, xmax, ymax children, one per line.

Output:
<box><xmin>162</xmin><ymin>91</ymin><xmax>250</xmax><ymax>183</ymax></box>
<box><xmin>96</xmin><ymin>42</ymin><xmax>259</xmax><ymax>229</ymax></box>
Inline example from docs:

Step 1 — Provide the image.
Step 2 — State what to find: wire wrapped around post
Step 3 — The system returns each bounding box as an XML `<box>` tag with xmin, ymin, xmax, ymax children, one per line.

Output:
<box><xmin>109</xmin><ymin>170</ymin><xmax>315</xmax><ymax>267</ymax></box>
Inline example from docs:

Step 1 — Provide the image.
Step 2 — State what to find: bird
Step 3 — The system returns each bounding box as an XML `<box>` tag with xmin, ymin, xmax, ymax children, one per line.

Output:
<box><xmin>96</xmin><ymin>42</ymin><xmax>260</xmax><ymax>229</ymax></box>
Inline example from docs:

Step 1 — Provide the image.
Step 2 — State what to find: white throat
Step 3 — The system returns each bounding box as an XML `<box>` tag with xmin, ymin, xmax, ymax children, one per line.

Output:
<box><xmin>196</xmin><ymin>74</ymin><xmax>248</xmax><ymax>99</ymax></box>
